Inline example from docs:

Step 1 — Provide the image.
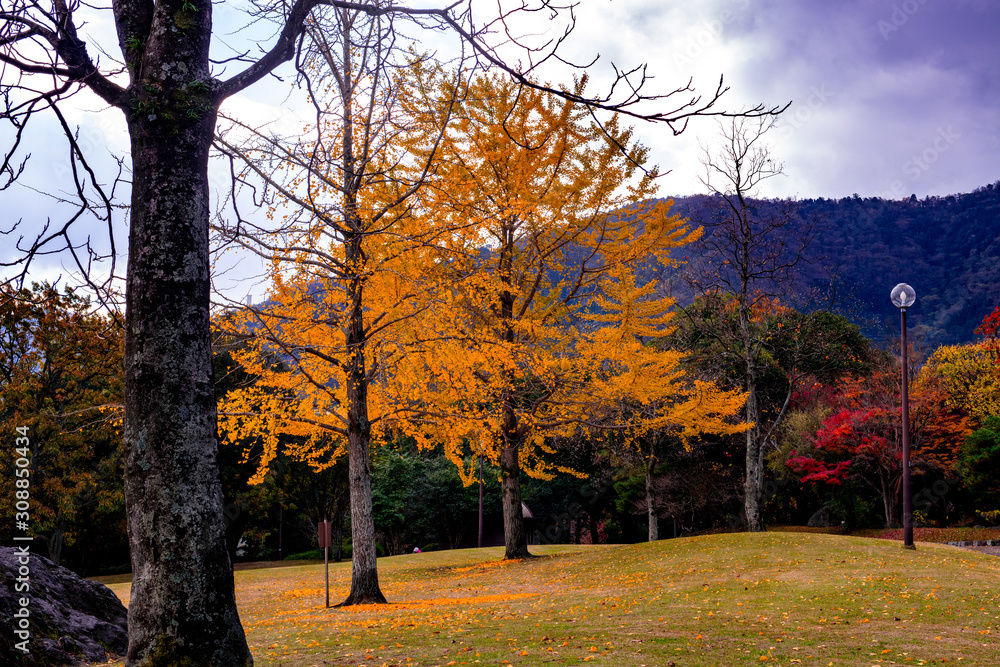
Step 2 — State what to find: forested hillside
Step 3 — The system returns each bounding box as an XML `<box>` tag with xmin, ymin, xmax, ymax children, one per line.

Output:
<box><xmin>663</xmin><ymin>181</ymin><xmax>1000</xmax><ymax>346</ymax></box>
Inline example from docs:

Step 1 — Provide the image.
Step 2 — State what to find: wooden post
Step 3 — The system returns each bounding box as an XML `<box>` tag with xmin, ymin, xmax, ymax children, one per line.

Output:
<box><xmin>318</xmin><ymin>520</ymin><xmax>332</xmax><ymax>607</ymax></box>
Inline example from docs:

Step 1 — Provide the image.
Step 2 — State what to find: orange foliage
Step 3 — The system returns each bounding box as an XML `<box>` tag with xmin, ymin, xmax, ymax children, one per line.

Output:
<box><xmin>218</xmin><ymin>69</ymin><xmax>746</xmax><ymax>491</ymax></box>
<box><xmin>911</xmin><ymin>376</ymin><xmax>972</xmax><ymax>473</ymax></box>
<box><xmin>921</xmin><ymin>341</ymin><xmax>1000</xmax><ymax>423</ymax></box>
<box><xmin>384</xmin><ymin>71</ymin><xmax>747</xmax><ymax>480</ymax></box>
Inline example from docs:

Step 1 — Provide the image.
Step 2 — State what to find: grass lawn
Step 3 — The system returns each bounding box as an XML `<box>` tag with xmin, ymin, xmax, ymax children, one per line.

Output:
<box><xmin>94</xmin><ymin>533</ymin><xmax>999</xmax><ymax>666</ymax></box>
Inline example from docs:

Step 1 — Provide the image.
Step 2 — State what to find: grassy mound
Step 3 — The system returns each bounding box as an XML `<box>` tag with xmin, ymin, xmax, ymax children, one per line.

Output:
<box><xmin>98</xmin><ymin>533</ymin><xmax>999</xmax><ymax>666</ymax></box>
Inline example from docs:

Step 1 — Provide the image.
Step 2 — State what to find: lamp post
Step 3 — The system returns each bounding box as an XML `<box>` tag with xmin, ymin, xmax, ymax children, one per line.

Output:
<box><xmin>890</xmin><ymin>283</ymin><xmax>916</xmax><ymax>550</ymax></box>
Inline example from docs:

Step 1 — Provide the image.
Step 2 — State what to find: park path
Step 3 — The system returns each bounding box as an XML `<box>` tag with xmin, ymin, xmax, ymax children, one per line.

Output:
<box><xmin>961</xmin><ymin>545</ymin><xmax>1000</xmax><ymax>557</ymax></box>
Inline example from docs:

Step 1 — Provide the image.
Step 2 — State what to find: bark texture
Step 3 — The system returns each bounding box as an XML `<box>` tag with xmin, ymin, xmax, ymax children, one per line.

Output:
<box><xmin>121</xmin><ymin>4</ymin><xmax>251</xmax><ymax>664</ymax></box>
<box><xmin>124</xmin><ymin>106</ymin><xmax>251</xmax><ymax>664</ymax></box>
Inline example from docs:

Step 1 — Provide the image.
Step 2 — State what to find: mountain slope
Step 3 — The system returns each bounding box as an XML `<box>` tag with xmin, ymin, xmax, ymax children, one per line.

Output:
<box><xmin>662</xmin><ymin>182</ymin><xmax>1000</xmax><ymax>345</ymax></box>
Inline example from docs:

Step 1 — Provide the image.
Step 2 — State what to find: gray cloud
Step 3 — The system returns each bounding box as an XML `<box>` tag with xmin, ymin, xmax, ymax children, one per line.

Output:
<box><xmin>690</xmin><ymin>0</ymin><xmax>1000</xmax><ymax>198</ymax></box>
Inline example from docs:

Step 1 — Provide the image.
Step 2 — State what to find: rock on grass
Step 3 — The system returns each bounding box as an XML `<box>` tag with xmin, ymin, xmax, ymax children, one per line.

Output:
<box><xmin>0</xmin><ymin>547</ymin><xmax>127</xmax><ymax>665</ymax></box>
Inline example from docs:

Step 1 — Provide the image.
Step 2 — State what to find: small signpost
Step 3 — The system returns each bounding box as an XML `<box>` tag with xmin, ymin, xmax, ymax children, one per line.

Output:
<box><xmin>318</xmin><ymin>519</ymin><xmax>332</xmax><ymax>607</ymax></box>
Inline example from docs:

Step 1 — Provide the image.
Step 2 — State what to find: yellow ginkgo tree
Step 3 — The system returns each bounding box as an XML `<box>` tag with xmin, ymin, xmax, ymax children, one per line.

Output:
<box><xmin>921</xmin><ymin>341</ymin><xmax>1000</xmax><ymax>422</ymax></box>
<box><xmin>383</xmin><ymin>72</ymin><xmax>748</xmax><ymax>558</ymax></box>
<box><xmin>582</xmin><ymin>267</ymin><xmax>750</xmax><ymax>541</ymax></box>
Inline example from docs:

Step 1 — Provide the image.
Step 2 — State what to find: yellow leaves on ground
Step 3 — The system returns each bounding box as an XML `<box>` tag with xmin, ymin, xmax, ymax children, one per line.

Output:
<box><xmin>98</xmin><ymin>534</ymin><xmax>1000</xmax><ymax>666</ymax></box>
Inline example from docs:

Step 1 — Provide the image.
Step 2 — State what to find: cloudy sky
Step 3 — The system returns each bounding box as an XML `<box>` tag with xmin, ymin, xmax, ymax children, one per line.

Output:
<box><xmin>551</xmin><ymin>0</ymin><xmax>1000</xmax><ymax>199</ymax></box>
<box><xmin>3</xmin><ymin>0</ymin><xmax>998</xmax><ymax>290</ymax></box>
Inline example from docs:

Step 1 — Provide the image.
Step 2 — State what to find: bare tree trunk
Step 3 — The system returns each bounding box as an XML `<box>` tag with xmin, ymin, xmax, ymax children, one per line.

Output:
<box><xmin>342</xmin><ymin>396</ymin><xmax>384</xmax><ymax>602</ymax></box>
<box><xmin>646</xmin><ymin>455</ymin><xmax>659</xmax><ymax>541</ymax></box>
<box><xmin>743</xmin><ymin>383</ymin><xmax>767</xmax><ymax>532</ymax></box>
<box><xmin>694</xmin><ymin>118</ymin><xmax>805</xmax><ymax>537</ymax></box>
<box><xmin>741</xmin><ymin>291</ymin><xmax>766</xmax><ymax>532</ymax></box>
<box><xmin>124</xmin><ymin>106</ymin><xmax>252</xmax><ymax>664</ymax></box>
<box><xmin>334</xmin><ymin>29</ymin><xmax>386</xmax><ymax>603</ymax></box>
<box><xmin>499</xmin><ymin>387</ymin><xmax>528</xmax><ymax>558</ymax></box>
<box><xmin>589</xmin><ymin>511</ymin><xmax>600</xmax><ymax>545</ymax></box>
<box><xmin>881</xmin><ymin>477</ymin><xmax>894</xmax><ymax>528</ymax></box>
<box><xmin>338</xmin><ymin>229</ymin><xmax>386</xmax><ymax>605</ymax></box>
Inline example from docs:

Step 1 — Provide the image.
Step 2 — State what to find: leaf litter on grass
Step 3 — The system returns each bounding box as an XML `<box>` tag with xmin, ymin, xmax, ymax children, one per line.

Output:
<box><xmin>96</xmin><ymin>535</ymin><xmax>999</xmax><ymax>666</ymax></box>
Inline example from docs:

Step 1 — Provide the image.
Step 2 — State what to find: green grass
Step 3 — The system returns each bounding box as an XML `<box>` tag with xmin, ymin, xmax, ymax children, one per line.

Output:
<box><xmin>94</xmin><ymin>534</ymin><xmax>999</xmax><ymax>666</ymax></box>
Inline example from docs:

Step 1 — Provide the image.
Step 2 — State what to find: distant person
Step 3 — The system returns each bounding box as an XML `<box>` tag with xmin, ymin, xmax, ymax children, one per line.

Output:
<box><xmin>413</xmin><ymin>547</ymin><xmax>421</xmax><ymax>554</ymax></box>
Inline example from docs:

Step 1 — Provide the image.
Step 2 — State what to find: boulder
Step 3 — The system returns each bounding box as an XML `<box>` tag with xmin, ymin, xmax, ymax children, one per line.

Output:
<box><xmin>0</xmin><ymin>546</ymin><xmax>128</xmax><ymax>665</ymax></box>
<box><xmin>807</xmin><ymin>506</ymin><xmax>831</xmax><ymax>527</ymax></box>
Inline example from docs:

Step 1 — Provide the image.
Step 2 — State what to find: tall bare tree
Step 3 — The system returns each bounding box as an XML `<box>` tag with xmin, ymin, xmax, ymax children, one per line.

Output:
<box><xmin>211</xmin><ymin>7</ymin><xmax>468</xmax><ymax>605</ymax></box>
<box><xmin>2</xmin><ymin>1</ymin><xmax>784</xmax><ymax>662</ymax></box>
<box><xmin>686</xmin><ymin>117</ymin><xmax>826</xmax><ymax>532</ymax></box>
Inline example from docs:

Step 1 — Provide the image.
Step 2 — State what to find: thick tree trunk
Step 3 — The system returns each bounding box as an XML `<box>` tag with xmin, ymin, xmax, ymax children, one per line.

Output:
<box><xmin>646</xmin><ymin>455</ymin><xmax>659</xmax><ymax>541</ymax></box>
<box><xmin>341</xmin><ymin>422</ymin><xmax>384</xmax><ymax>604</ymax></box>
<box><xmin>588</xmin><ymin>511</ymin><xmax>600</xmax><ymax>544</ymax></box>
<box><xmin>499</xmin><ymin>384</ymin><xmax>529</xmax><ymax>558</ymax></box>
<box><xmin>500</xmin><ymin>433</ymin><xmax>529</xmax><ymax>559</ymax></box>
<box><xmin>124</xmin><ymin>99</ymin><xmax>252</xmax><ymax>664</ymax></box>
